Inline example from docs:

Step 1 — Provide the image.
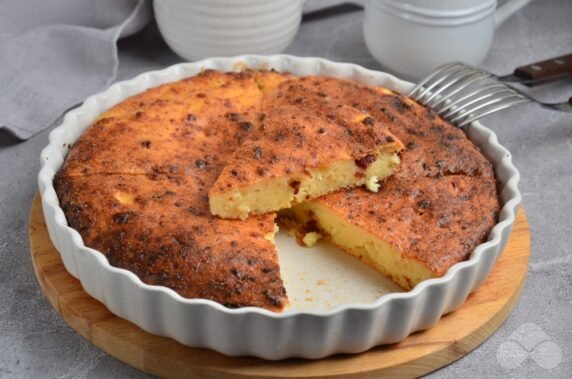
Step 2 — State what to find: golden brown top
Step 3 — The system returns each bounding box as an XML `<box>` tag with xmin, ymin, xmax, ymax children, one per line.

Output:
<box><xmin>210</xmin><ymin>78</ymin><xmax>403</xmax><ymax>194</ymax></box>
<box><xmin>288</xmin><ymin>76</ymin><xmax>499</xmax><ymax>276</ymax></box>
<box><xmin>61</xmin><ymin>70</ymin><xmax>263</xmax><ymax>176</ymax></box>
<box><xmin>55</xmin><ymin>173</ymin><xmax>284</xmax><ymax>309</ymax></box>
<box><xmin>56</xmin><ymin>68</ymin><xmax>500</xmax><ymax>309</ymax></box>
<box><xmin>56</xmin><ymin>70</ymin><xmax>288</xmax><ymax>311</ymax></box>
<box><xmin>293</xmin><ymin>76</ymin><xmax>494</xmax><ymax>178</ymax></box>
<box><xmin>313</xmin><ymin>175</ymin><xmax>499</xmax><ymax>276</ymax></box>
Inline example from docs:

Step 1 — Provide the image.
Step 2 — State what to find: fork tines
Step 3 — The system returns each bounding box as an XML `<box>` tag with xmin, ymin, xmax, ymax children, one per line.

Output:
<box><xmin>409</xmin><ymin>63</ymin><xmax>530</xmax><ymax>127</ymax></box>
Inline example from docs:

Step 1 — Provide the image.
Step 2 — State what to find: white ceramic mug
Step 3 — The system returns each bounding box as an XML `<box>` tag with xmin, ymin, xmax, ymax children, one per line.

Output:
<box><xmin>154</xmin><ymin>0</ymin><xmax>304</xmax><ymax>61</ymax></box>
<box><xmin>363</xmin><ymin>0</ymin><xmax>531</xmax><ymax>80</ymax></box>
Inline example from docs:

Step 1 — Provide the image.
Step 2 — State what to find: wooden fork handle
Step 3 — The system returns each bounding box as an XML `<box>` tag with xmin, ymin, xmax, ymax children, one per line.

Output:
<box><xmin>513</xmin><ymin>53</ymin><xmax>572</xmax><ymax>86</ymax></box>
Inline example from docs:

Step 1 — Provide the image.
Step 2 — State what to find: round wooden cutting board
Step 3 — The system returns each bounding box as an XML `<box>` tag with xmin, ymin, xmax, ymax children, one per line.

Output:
<box><xmin>29</xmin><ymin>194</ymin><xmax>531</xmax><ymax>378</ymax></box>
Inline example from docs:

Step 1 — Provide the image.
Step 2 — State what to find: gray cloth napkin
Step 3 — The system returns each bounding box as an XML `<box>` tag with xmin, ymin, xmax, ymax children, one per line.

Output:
<box><xmin>0</xmin><ymin>0</ymin><xmax>152</xmax><ymax>140</ymax></box>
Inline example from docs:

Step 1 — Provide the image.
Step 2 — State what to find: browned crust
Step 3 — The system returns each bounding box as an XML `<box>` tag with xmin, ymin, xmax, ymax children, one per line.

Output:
<box><xmin>56</xmin><ymin>70</ymin><xmax>288</xmax><ymax>311</ymax></box>
<box><xmin>54</xmin><ymin>173</ymin><xmax>285</xmax><ymax>310</ymax></box>
<box><xmin>273</xmin><ymin>76</ymin><xmax>500</xmax><ymax>278</ymax></box>
<box><xmin>210</xmin><ymin>78</ymin><xmax>402</xmax><ymax>194</ymax></box>
<box><xmin>291</xmin><ymin>76</ymin><xmax>494</xmax><ymax>178</ymax></box>
<box><xmin>310</xmin><ymin>175</ymin><xmax>500</xmax><ymax>275</ymax></box>
<box><xmin>59</xmin><ymin>70</ymin><xmax>263</xmax><ymax>177</ymax></box>
<box><xmin>55</xmin><ymin>69</ymin><xmax>501</xmax><ymax>308</ymax></box>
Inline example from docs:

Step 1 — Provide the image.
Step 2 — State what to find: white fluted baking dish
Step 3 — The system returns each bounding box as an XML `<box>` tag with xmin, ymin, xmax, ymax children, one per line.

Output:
<box><xmin>38</xmin><ymin>55</ymin><xmax>521</xmax><ymax>360</ymax></box>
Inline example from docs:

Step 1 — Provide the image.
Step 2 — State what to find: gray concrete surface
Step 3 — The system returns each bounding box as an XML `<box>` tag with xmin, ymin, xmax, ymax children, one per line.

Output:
<box><xmin>0</xmin><ymin>1</ymin><xmax>571</xmax><ymax>377</ymax></box>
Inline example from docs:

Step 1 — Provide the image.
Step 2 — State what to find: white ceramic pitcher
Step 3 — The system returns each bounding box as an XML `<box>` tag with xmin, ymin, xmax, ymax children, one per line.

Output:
<box><xmin>363</xmin><ymin>0</ymin><xmax>531</xmax><ymax>80</ymax></box>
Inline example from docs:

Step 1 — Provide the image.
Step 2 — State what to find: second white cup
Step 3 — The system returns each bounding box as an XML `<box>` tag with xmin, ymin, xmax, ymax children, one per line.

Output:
<box><xmin>363</xmin><ymin>0</ymin><xmax>531</xmax><ymax>80</ymax></box>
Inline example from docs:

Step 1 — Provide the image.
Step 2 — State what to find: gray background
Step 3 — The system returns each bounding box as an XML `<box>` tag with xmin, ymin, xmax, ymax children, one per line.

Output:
<box><xmin>1</xmin><ymin>0</ymin><xmax>571</xmax><ymax>377</ymax></box>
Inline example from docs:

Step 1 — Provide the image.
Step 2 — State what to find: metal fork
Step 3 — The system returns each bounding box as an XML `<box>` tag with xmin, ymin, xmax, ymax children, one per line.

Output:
<box><xmin>409</xmin><ymin>62</ymin><xmax>572</xmax><ymax>128</ymax></box>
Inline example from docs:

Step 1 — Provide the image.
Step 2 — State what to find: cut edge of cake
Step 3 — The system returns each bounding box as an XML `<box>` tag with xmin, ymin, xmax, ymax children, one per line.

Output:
<box><xmin>279</xmin><ymin>201</ymin><xmax>438</xmax><ymax>290</ymax></box>
<box><xmin>209</xmin><ymin>144</ymin><xmax>402</xmax><ymax>220</ymax></box>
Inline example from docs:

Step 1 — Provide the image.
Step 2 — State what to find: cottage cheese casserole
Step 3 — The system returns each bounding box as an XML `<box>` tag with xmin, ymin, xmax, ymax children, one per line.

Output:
<box><xmin>55</xmin><ymin>67</ymin><xmax>499</xmax><ymax>312</ymax></box>
<box><xmin>39</xmin><ymin>56</ymin><xmax>520</xmax><ymax>359</ymax></box>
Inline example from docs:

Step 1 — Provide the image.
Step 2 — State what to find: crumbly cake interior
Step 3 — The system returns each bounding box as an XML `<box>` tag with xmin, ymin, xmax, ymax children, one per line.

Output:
<box><xmin>55</xmin><ymin>69</ymin><xmax>500</xmax><ymax>311</ymax></box>
<box><xmin>283</xmin><ymin>176</ymin><xmax>499</xmax><ymax>289</ymax></box>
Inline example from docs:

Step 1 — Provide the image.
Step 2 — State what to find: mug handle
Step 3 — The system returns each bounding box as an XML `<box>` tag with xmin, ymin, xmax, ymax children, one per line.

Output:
<box><xmin>495</xmin><ymin>0</ymin><xmax>531</xmax><ymax>28</ymax></box>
